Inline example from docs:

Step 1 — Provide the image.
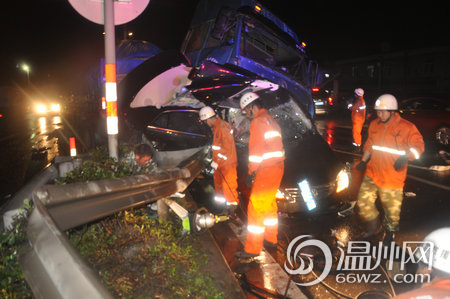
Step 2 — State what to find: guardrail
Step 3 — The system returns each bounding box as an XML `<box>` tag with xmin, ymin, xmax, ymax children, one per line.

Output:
<box><xmin>19</xmin><ymin>147</ymin><xmax>209</xmax><ymax>299</ymax></box>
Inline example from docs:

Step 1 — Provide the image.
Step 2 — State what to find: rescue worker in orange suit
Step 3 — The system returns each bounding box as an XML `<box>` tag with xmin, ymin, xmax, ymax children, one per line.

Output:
<box><xmin>235</xmin><ymin>92</ymin><xmax>285</xmax><ymax>259</ymax></box>
<box><xmin>349</xmin><ymin>88</ymin><xmax>366</xmax><ymax>150</ymax></box>
<box><xmin>199</xmin><ymin>106</ymin><xmax>239</xmax><ymax>214</ymax></box>
<box><xmin>355</xmin><ymin>94</ymin><xmax>424</xmax><ymax>241</ymax></box>
<box><xmin>394</xmin><ymin>227</ymin><xmax>450</xmax><ymax>299</ymax></box>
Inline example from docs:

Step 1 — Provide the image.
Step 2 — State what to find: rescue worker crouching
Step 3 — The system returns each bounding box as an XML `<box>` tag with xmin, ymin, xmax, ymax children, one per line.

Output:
<box><xmin>350</xmin><ymin>88</ymin><xmax>366</xmax><ymax>150</ymax></box>
<box><xmin>235</xmin><ymin>92</ymin><xmax>285</xmax><ymax>259</ymax></box>
<box><xmin>394</xmin><ymin>227</ymin><xmax>450</xmax><ymax>298</ymax></box>
<box><xmin>355</xmin><ymin>94</ymin><xmax>424</xmax><ymax>241</ymax></box>
<box><xmin>199</xmin><ymin>106</ymin><xmax>239</xmax><ymax>215</ymax></box>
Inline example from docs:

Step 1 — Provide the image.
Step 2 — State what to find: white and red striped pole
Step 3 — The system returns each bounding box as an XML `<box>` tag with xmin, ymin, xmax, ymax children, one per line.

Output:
<box><xmin>104</xmin><ymin>0</ymin><xmax>118</xmax><ymax>159</ymax></box>
<box><xmin>70</xmin><ymin>137</ymin><xmax>77</xmax><ymax>157</ymax></box>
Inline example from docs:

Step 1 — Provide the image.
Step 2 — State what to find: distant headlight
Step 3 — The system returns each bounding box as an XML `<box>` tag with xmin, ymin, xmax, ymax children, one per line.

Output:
<box><xmin>50</xmin><ymin>103</ymin><xmax>60</xmax><ymax>112</ymax></box>
<box><xmin>336</xmin><ymin>169</ymin><xmax>350</xmax><ymax>193</ymax></box>
<box><xmin>35</xmin><ymin>104</ymin><xmax>47</xmax><ymax>114</ymax></box>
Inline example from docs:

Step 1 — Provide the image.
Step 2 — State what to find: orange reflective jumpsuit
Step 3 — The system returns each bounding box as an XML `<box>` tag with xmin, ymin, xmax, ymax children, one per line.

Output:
<box><xmin>393</xmin><ymin>279</ymin><xmax>450</xmax><ymax>299</ymax></box>
<box><xmin>357</xmin><ymin>113</ymin><xmax>424</xmax><ymax>231</ymax></box>
<box><xmin>212</xmin><ymin>118</ymin><xmax>238</xmax><ymax>206</ymax></box>
<box><xmin>244</xmin><ymin>108</ymin><xmax>285</xmax><ymax>254</ymax></box>
<box><xmin>351</xmin><ymin>96</ymin><xmax>366</xmax><ymax>146</ymax></box>
<box><xmin>363</xmin><ymin>113</ymin><xmax>424</xmax><ymax>189</ymax></box>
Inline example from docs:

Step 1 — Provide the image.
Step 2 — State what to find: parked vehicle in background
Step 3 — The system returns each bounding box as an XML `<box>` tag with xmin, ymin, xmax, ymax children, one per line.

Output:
<box><xmin>398</xmin><ymin>97</ymin><xmax>449</xmax><ymax>148</ymax></box>
<box><xmin>311</xmin><ymin>87</ymin><xmax>334</xmax><ymax>115</ymax></box>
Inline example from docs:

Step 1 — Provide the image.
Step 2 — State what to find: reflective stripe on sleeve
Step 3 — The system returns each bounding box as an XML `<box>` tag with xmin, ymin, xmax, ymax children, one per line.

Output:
<box><xmin>212</xmin><ymin>145</ymin><xmax>221</xmax><ymax>151</ymax></box>
<box><xmin>410</xmin><ymin>148</ymin><xmax>420</xmax><ymax>160</ymax></box>
<box><xmin>249</xmin><ymin>155</ymin><xmax>263</xmax><ymax>163</ymax></box>
<box><xmin>217</xmin><ymin>153</ymin><xmax>228</xmax><ymax>160</ymax></box>
<box><xmin>262</xmin><ymin>151</ymin><xmax>284</xmax><ymax>160</ymax></box>
<box><xmin>264</xmin><ymin>131</ymin><xmax>281</xmax><ymax>139</ymax></box>
<box><xmin>214</xmin><ymin>196</ymin><xmax>226</xmax><ymax>204</ymax></box>
<box><xmin>249</xmin><ymin>151</ymin><xmax>284</xmax><ymax>164</ymax></box>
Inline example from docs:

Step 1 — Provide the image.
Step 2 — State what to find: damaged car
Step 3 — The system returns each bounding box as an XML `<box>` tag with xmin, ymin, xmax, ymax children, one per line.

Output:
<box><xmin>119</xmin><ymin>57</ymin><xmax>351</xmax><ymax>214</ymax></box>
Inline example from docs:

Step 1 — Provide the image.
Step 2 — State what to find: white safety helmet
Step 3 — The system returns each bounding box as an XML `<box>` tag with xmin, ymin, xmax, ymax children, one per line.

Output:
<box><xmin>354</xmin><ymin>88</ymin><xmax>364</xmax><ymax>97</ymax></box>
<box><xmin>374</xmin><ymin>94</ymin><xmax>398</xmax><ymax>111</ymax></box>
<box><xmin>415</xmin><ymin>227</ymin><xmax>450</xmax><ymax>273</ymax></box>
<box><xmin>199</xmin><ymin>106</ymin><xmax>216</xmax><ymax>121</ymax></box>
<box><xmin>240</xmin><ymin>92</ymin><xmax>259</xmax><ymax>109</ymax></box>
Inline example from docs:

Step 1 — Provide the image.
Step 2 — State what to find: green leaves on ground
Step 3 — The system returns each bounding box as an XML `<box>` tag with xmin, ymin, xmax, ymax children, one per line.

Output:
<box><xmin>0</xmin><ymin>200</ymin><xmax>33</xmax><ymax>298</ymax></box>
<box><xmin>69</xmin><ymin>208</ymin><xmax>224</xmax><ymax>298</ymax></box>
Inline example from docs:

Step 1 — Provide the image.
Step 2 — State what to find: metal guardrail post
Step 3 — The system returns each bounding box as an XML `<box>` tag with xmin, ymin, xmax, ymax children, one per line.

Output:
<box><xmin>1</xmin><ymin>164</ymin><xmax>59</xmax><ymax>231</ymax></box>
<box><xmin>19</xmin><ymin>147</ymin><xmax>210</xmax><ymax>299</ymax></box>
<box><xmin>35</xmin><ymin>168</ymin><xmax>191</xmax><ymax>231</ymax></box>
<box><xmin>19</xmin><ymin>199</ymin><xmax>114</xmax><ymax>299</ymax></box>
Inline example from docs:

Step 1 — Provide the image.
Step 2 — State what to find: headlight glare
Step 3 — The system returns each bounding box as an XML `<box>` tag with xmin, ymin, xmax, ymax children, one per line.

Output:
<box><xmin>336</xmin><ymin>169</ymin><xmax>350</xmax><ymax>193</ymax></box>
<box><xmin>50</xmin><ymin>103</ymin><xmax>60</xmax><ymax>112</ymax></box>
<box><xmin>35</xmin><ymin>104</ymin><xmax>47</xmax><ymax>114</ymax></box>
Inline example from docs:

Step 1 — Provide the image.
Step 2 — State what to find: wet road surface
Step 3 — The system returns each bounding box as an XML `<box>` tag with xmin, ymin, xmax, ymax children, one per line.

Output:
<box><xmin>1</xmin><ymin>107</ymin><xmax>448</xmax><ymax>298</ymax></box>
<box><xmin>197</xmin><ymin>114</ymin><xmax>450</xmax><ymax>298</ymax></box>
<box><xmin>0</xmin><ymin>106</ymin><xmax>102</xmax><ymax>205</ymax></box>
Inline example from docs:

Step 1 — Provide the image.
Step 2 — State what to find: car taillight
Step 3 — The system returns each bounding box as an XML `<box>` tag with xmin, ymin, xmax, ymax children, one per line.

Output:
<box><xmin>328</xmin><ymin>97</ymin><xmax>334</xmax><ymax>106</ymax></box>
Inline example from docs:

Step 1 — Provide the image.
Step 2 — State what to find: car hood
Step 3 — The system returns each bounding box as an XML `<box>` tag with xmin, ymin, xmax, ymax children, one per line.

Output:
<box><xmin>118</xmin><ymin>51</ymin><xmax>277</xmax><ymax>111</ymax></box>
<box><xmin>118</xmin><ymin>50</ymin><xmax>194</xmax><ymax>111</ymax></box>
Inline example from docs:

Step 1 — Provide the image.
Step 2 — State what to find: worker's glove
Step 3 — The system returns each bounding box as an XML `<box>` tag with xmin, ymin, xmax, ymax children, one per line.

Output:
<box><xmin>394</xmin><ymin>155</ymin><xmax>408</xmax><ymax>171</ymax></box>
<box><xmin>355</xmin><ymin>160</ymin><xmax>367</xmax><ymax>171</ymax></box>
<box><xmin>246</xmin><ymin>172</ymin><xmax>256</xmax><ymax>188</ymax></box>
<box><xmin>210</xmin><ymin>161</ymin><xmax>218</xmax><ymax>170</ymax></box>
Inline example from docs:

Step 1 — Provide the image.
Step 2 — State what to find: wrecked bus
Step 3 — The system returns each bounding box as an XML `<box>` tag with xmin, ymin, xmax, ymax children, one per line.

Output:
<box><xmin>181</xmin><ymin>0</ymin><xmax>318</xmax><ymax>117</ymax></box>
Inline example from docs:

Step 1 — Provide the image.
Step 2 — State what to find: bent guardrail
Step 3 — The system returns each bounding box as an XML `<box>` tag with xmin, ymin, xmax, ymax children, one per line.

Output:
<box><xmin>19</xmin><ymin>147</ymin><xmax>209</xmax><ymax>299</ymax></box>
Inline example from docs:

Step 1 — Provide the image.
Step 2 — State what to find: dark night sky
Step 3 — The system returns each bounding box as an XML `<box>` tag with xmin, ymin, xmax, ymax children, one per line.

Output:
<box><xmin>1</xmin><ymin>0</ymin><xmax>449</xmax><ymax>92</ymax></box>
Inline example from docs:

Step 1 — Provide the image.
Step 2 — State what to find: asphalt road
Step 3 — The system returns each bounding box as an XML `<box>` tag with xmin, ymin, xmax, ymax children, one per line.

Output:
<box><xmin>206</xmin><ymin>114</ymin><xmax>449</xmax><ymax>299</ymax></box>
<box><xmin>0</xmin><ymin>106</ymin><xmax>102</xmax><ymax>204</ymax></box>
<box><xmin>1</xmin><ymin>106</ymin><xmax>448</xmax><ymax>298</ymax></box>
<box><xmin>268</xmin><ymin>115</ymin><xmax>450</xmax><ymax>298</ymax></box>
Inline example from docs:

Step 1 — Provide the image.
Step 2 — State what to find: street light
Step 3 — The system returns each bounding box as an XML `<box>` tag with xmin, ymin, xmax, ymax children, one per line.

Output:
<box><xmin>21</xmin><ymin>64</ymin><xmax>30</xmax><ymax>85</ymax></box>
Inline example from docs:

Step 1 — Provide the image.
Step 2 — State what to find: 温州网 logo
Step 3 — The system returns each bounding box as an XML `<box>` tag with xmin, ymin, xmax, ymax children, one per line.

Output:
<box><xmin>284</xmin><ymin>235</ymin><xmax>434</xmax><ymax>286</ymax></box>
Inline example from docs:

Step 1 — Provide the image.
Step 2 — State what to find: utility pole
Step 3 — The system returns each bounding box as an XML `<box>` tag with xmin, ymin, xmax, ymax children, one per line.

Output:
<box><xmin>68</xmin><ymin>0</ymin><xmax>149</xmax><ymax>159</ymax></box>
<box><xmin>104</xmin><ymin>0</ymin><xmax>118</xmax><ymax>159</ymax></box>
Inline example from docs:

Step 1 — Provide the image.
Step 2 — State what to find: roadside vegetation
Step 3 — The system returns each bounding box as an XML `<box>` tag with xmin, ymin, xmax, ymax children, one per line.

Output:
<box><xmin>69</xmin><ymin>209</ymin><xmax>224</xmax><ymax>298</ymax></box>
<box><xmin>1</xmin><ymin>145</ymin><xmax>224</xmax><ymax>298</ymax></box>
<box><xmin>0</xmin><ymin>200</ymin><xmax>33</xmax><ymax>298</ymax></box>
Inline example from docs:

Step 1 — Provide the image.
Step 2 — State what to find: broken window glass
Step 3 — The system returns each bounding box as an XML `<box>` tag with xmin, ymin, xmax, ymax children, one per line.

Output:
<box><xmin>230</xmin><ymin>99</ymin><xmax>314</xmax><ymax>146</ymax></box>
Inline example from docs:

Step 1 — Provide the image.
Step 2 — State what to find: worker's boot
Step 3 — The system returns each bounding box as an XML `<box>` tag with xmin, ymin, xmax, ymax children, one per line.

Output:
<box><xmin>235</xmin><ymin>250</ymin><xmax>259</xmax><ymax>259</ymax></box>
<box><xmin>383</xmin><ymin>228</ymin><xmax>397</xmax><ymax>247</ymax></box>
<box><xmin>361</xmin><ymin>217</ymin><xmax>382</xmax><ymax>239</ymax></box>
<box><xmin>263</xmin><ymin>240</ymin><xmax>277</xmax><ymax>250</ymax></box>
